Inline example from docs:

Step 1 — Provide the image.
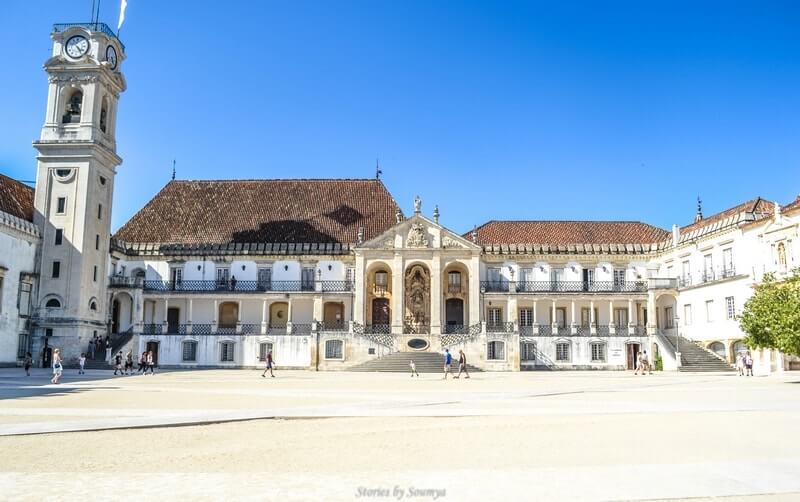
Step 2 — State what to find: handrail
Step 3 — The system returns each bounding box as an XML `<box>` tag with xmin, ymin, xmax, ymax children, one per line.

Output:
<box><xmin>481</xmin><ymin>280</ymin><xmax>648</xmax><ymax>293</ymax></box>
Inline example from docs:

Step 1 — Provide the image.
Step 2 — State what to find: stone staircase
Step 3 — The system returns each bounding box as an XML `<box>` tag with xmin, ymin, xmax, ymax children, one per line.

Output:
<box><xmin>665</xmin><ymin>335</ymin><xmax>734</xmax><ymax>372</ymax></box>
<box><xmin>73</xmin><ymin>330</ymin><xmax>135</xmax><ymax>370</ymax></box>
<box><xmin>349</xmin><ymin>351</ymin><xmax>481</xmax><ymax>373</ymax></box>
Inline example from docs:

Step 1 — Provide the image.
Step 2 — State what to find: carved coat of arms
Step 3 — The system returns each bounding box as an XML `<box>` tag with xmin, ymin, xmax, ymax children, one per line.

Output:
<box><xmin>407</xmin><ymin>223</ymin><xmax>429</xmax><ymax>247</ymax></box>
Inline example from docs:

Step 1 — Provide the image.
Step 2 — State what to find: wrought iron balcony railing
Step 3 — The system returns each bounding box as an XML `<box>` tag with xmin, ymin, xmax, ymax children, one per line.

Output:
<box><xmin>595</xmin><ymin>325</ymin><xmax>610</xmax><ymax>336</ymax></box>
<box><xmin>319</xmin><ymin>320</ymin><xmax>347</xmax><ymax>332</ymax></box>
<box><xmin>52</xmin><ymin>22</ymin><xmax>125</xmax><ymax>49</ymax></box>
<box><xmin>481</xmin><ymin>280</ymin><xmax>648</xmax><ymax>294</ymax></box>
<box><xmin>365</xmin><ymin>324</ymin><xmax>391</xmax><ymax>334</ymax></box>
<box><xmin>192</xmin><ymin>324</ymin><xmax>213</xmax><ymax>335</ymax></box>
<box><xmin>292</xmin><ymin>323</ymin><xmax>313</xmax><ymax>335</ymax></box>
<box><xmin>142</xmin><ymin>279</ymin><xmax>353</xmax><ymax>293</ymax></box>
<box><xmin>403</xmin><ymin>323</ymin><xmax>430</xmax><ymax>334</ymax></box>
<box><xmin>446</xmin><ymin>284</ymin><xmax>464</xmax><ymax>294</ymax></box>
<box><xmin>486</xmin><ymin>322</ymin><xmax>515</xmax><ymax>333</ymax></box>
<box><xmin>443</xmin><ymin>324</ymin><xmax>469</xmax><ymax>334</ymax></box>
<box><xmin>108</xmin><ymin>276</ymin><xmax>143</xmax><ymax>288</ymax></box>
<box><xmin>142</xmin><ymin>323</ymin><xmax>162</xmax><ymax>335</ymax></box>
<box><xmin>240</xmin><ymin>323</ymin><xmax>260</xmax><ymax>335</ymax></box>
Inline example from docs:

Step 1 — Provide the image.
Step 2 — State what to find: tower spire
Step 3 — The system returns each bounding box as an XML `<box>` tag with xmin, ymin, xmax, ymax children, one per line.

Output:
<box><xmin>695</xmin><ymin>196</ymin><xmax>703</xmax><ymax>223</ymax></box>
<box><xmin>172</xmin><ymin>159</ymin><xmax>176</xmax><ymax>181</ymax></box>
<box><xmin>375</xmin><ymin>158</ymin><xmax>382</xmax><ymax>179</ymax></box>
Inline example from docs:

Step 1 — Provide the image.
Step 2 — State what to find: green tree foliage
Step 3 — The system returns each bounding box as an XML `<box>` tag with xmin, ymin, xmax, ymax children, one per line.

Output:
<box><xmin>740</xmin><ymin>270</ymin><xmax>800</xmax><ymax>356</ymax></box>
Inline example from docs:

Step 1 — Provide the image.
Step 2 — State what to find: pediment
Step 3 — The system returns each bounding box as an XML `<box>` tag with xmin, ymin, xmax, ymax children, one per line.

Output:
<box><xmin>359</xmin><ymin>214</ymin><xmax>480</xmax><ymax>251</ymax></box>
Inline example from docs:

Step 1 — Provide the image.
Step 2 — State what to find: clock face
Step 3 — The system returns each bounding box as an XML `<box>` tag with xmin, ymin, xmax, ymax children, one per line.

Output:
<box><xmin>65</xmin><ymin>35</ymin><xmax>89</xmax><ymax>58</ymax></box>
<box><xmin>106</xmin><ymin>45</ymin><xmax>118</xmax><ymax>69</ymax></box>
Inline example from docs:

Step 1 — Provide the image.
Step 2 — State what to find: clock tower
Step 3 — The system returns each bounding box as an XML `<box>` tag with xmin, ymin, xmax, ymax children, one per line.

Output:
<box><xmin>32</xmin><ymin>23</ymin><xmax>126</xmax><ymax>362</ymax></box>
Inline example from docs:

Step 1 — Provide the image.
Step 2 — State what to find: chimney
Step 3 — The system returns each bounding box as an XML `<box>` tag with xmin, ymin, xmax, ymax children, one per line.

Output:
<box><xmin>672</xmin><ymin>224</ymin><xmax>680</xmax><ymax>247</ymax></box>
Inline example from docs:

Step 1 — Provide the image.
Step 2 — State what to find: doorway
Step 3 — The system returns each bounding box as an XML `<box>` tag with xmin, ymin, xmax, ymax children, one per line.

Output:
<box><xmin>146</xmin><ymin>341</ymin><xmax>159</xmax><ymax>366</ymax></box>
<box><xmin>167</xmin><ymin>307</ymin><xmax>180</xmax><ymax>334</ymax></box>
<box><xmin>112</xmin><ymin>299</ymin><xmax>120</xmax><ymax>334</ymax></box>
<box><xmin>626</xmin><ymin>343</ymin><xmax>640</xmax><ymax>370</ymax></box>
<box><xmin>445</xmin><ymin>298</ymin><xmax>464</xmax><ymax>327</ymax></box>
<box><xmin>372</xmin><ymin>298</ymin><xmax>390</xmax><ymax>326</ymax></box>
<box><xmin>219</xmin><ymin>302</ymin><xmax>238</xmax><ymax>329</ymax></box>
<box><xmin>323</xmin><ymin>302</ymin><xmax>344</xmax><ymax>329</ymax></box>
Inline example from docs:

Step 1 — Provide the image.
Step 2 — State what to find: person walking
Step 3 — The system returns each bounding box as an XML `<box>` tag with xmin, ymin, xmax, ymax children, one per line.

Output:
<box><xmin>736</xmin><ymin>352</ymin><xmax>744</xmax><ymax>376</ymax></box>
<box><xmin>634</xmin><ymin>351</ymin><xmax>643</xmax><ymax>375</ymax></box>
<box><xmin>125</xmin><ymin>351</ymin><xmax>134</xmax><ymax>375</ymax></box>
<box><xmin>409</xmin><ymin>359</ymin><xmax>419</xmax><ymax>377</ymax></box>
<box><xmin>261</xmin><ymin>350</ymin><xmax>275</xmax><ymax>378</ymax></box>
<box><xmin>114</xmin><ymin>352</ymin><xmax>124</xmax><ymax>375</ymax></box>
<box><xmin>443</xmin><ymin>348</ymin><xmax>453</xmax><ymax>379</ymax></box>
<box><xmin>50</xmin><ymin>348</ymin><xmax>63</xmax><ymax>384</ymax></box>
<box><xmin>745</xmin><ymin>351</ymin><xmax>754</xmax><ymax>376</ymax></box>
<box><xmin>24</xmin><ymin>352</ymin><xmax>33</xmax><ymax>376</ymax></box>
<box><xmin>105</xmin><ymin>342</ymin><xmax>112</xmax><ymax>363</ymax></box>
<box><xmin>146</xmin><ymin>351</ymin><xmax>155</xmax><ymax>375</ymax></box>
<box><xmin>78</xmin><ymin>353</ymin><xmax>86</xmax><ymax>375</ymax></box>
<box><xmin>641</xmin><ymin>350</ymin><xmax>652</xmax><ymax>375</ymax></box>
<box><xmin>138</xmin><ymin>352</ymin><xmax>147</xmax><ymax>373</ymax></box>
<box><xmin>454</xmin><ymin>350</ymin><xmax>470</xmax><ymax>379</ymax></box>
<box><xmin>88</xmin><ymin>338</ymin><xmax>95</xmax><ymax>360</ymax></box>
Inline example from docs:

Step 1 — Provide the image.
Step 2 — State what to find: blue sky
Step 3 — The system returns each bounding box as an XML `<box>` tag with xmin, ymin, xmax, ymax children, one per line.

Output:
<box><xmin>2</xmin><ymin>1</ymin><xmax>799</xmax><ymax>233</ymax></box>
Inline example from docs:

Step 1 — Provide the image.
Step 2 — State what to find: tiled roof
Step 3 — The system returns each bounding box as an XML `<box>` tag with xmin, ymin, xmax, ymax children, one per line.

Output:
<box><xmin>469</xmin><ymin>220</ymin><xmax>670</xmax><ymax>246</ymax></box>
<box><xmin>677</xmin><ymin>197</ymin><xmax>774</xmax><ymax>243</ymax></box>
<box><xmin>0</xmin><ymin>174</ymin><xmax>34</xmax><ymax>222</ymax></box>
<box><xmin>782</xmin><ymin>195</ymin><xmax>800</xmax><ymax>214</ymax></box>
<box><xmin>114</xmin><ymin>179</ymin><xmax>401</xmax><ymax>245</ymax></box>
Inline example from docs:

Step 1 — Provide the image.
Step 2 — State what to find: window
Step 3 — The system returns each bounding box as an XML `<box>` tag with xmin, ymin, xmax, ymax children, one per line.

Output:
<box><xmin>345</xmin><ymin>267</ymin><xmax>355</xmax><ymax>286</ymax></box>
<box><xmin>666</xmin><ymin>265</ymin><xmax>674</xmax><ymax>278</ymax></box>
<box><xmin>681</xmin><ymin>260</ymin><xmax>691</xmax><ymax>285</ymax></box>
<box><xmin>325</xmin><ymin>339</ymin><xmax>343</xmax><ymax>359</ymax></box>
<box><xmin>257</xmin><ymin>267</ymin><xmax>272</xmax><ymax>290</ymax></box>
<box><xmin>258</xmin><ymin>342</ymin><xmax>273</xmax><ymax>362</ymax></box>
<box><xmin>95</xmin><ymin>234</ymin><xmax>100</xmax><ymax>250</ymax></box>
<box><xmin>448</xmin><ymin>271</ymin><xmax>462</xmax><ymax>292</ymax></box>
<box><xmin>92</xmin><ymin>266</ymin><xmax>97</xmax><ymax>282</ymax></box>
<box><xmin>17</xmin><ymin>282</ymin><xmax>32</xmax><ymax>317</ymax></box>
<box><xmin>301</xmin><ymin>267</ymin><xmax>315</xmax><ymax>290</ymax></box>
<box><xmin>100</xmin><ymin>100</ymin><xmax>108</xmax><ymax>133</ymax></box>
<box><xmin>487</xmin><ymin>341</ymin><xmax>505</xmax><ymax>360</ymax></box>
<box><xmin>54</xmin><ymin>229</ymin><xmax>63</xmax><ymax>245</ymax></box>
<box><xmin>684</xmin><ymin>304</ymin><xmax>692</xmax><ymax>325</ymax></box>
<box><xmin>551</xmin><ymin>268</ymin><xmax>564</xmax><ymax>283</ymax></box>
<box><xmin>56</xmin><ymin>197</ymin><xmax>66</xmax><ymax>214</ymax></box>
<box><xmin>216</xmin><ymin>267</ymin><xmax>230</xmax><ymax>288</ymax></box>
<box><xmin>97</xmin><ymin>204</ymin><xmax>103</xmax><ymax>220</ymax></box>
<box><xmin>613</xmin><ymin>269</ymin><xmax>626</xmax><ymax>288</ymax></box>
<box><xmin>487</xmin><ymin>307</ymin><xmax>502</xmax><ymax>326</ymax></box>
<box><xmin>722</xmin><ymin>248</ymin><xmax>734</xmax><ymax>276</ymax></box>
<box><xmin>375</xmin><ymin>271</ymin><xmax>388</xmax><ymax>287</ymax></box>
<box><xmin>45</xmin><ymin>328</ymin><xmax>53</xmax><ymax>337</ymax></box>
<box><xmin>556</xmin><ymin>342</ymin><xmax>570</xmax><ymax>362</ymax></box>
<box><xmin>519</xmin><ymin>308</ymin><xmax>533</xmax><ymax>327</ymax></box>
<box><xmin>45</xmin><ymin>298</ymin><xmax>61</xmax><ymax>308</ymax></box>
<box><xmin>55</xmin><ymin>169</ymin><xmax>72</xmax><ymax>178</ymax></box>
<box><xmin>170</xmin><ymin>267</ymin><xmax>183</xmax><ymax>286</ymax></box>
<box><xmin>89</xmin><ymin>300</ymin><xmax>97</xmax><ymax>311</ymax></box>
<box><xmin>706</xmin><ymin>300</ymin><xmax>714</xmax><ymax>322</ymax></box>
<box><xmin>182</xmin><ymin>341</ymin><xmax>197</xmax><ymax>362</ymax></box>
<box><xmin>52</xmin><ymin>261</ymin><xmax>61</xmax><ymax>278</ymax></box>
<box><xmin>99</xmin><ymin>176</ymin><xmax>106</xmax><ymax>186</ymax></box>
<box><xmin>703</xmin><ymin>254</ymin><xmax>713</xmax><ymax>281</ymax></box>
<box><xmin>520</xmin><ymin>342</ymin><xmax>537</xmax><ymax>361</ymax></box>
<box><xmin>590</xmin><ymin>342</ymin><xmax>606</xmax><ymax>362</ymax></box>
<box><xmin>219</xmin><ymin>341</ymin><xmax>235</xmax><ymax>362</ymax></box>
<box><xmin>725</xmin><ymin>296</ymin><xmax>735</xmax><ymax>320</ymax></box>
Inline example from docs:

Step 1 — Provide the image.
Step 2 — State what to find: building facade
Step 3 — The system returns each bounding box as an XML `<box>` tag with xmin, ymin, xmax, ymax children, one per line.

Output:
<box><xmin>1</xmin><ymin>22</ymin><xmax>798</xmax><ymax>373</ymax></box>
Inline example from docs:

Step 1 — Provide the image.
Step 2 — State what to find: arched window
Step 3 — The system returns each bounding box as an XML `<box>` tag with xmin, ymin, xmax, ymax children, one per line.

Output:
<box><xmin>45</xmin><ymin>298</ymin><xmax>61</xmax><ymax>308</ymax></box>
<box><xmin>89</xmin><ymin>301</ymin><xmax>97</xmax><ymax>311</ymax></box>
<box><xmin>62</xmin><ymin>90</ymin><xmax>83</xmax><ymax>124</ymax></box>
<box><xmin>325</xmin><ymin>339</ymin><xmax>343</xmax><ymax>359</ymax></box>
<box><xmin>182</xmin><ymin>341</ymin><xmax>197</xmax><ymax>362</ymax></box>
<box><xmin>487</xmin><ymin>340</ymin><xmax>505</xmax><ymax>360</ymax></box>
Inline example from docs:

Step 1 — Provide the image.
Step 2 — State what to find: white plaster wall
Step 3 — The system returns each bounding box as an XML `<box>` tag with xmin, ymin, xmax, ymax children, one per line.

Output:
<box><xmin>0</xmin><ymin>229</ymin><xmax>38</xmax><ymax>363</ymax></box>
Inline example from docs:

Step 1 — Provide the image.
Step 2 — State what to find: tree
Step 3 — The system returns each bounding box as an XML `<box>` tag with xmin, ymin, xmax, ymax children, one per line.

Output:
<box><xmin>740</xmin><ymin>270</ymin><xmax>800</xmax><ymax>356</ymax></box>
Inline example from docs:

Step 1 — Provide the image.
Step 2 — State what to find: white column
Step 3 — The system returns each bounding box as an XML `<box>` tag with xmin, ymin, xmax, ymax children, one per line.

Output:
<box><xmin>188</xmin><ymin>298</ymin><xmax>193</xmax><ymax>322</ymax></box>
<box><xmin>532</xmin><ymin>300</ymin><xmax>538</xmax><ymax>335</ymax></box>
<box><xmin>647</xmin><ymin>291</ymin><xmax>656</xmax><ymax>335</ymax></box>
<box><xmin>213</xmin><ymin>299</ymin><xmax>218</xmax><ymax>332</ymax></box>
<box><xmin>590</xmin><ymin>299</ymin><xmax>596</xmax><ymax>335</ymax></box>
<box><xmin>353</xmin><ymin>255</ymin><xmax>366</xmax><ymax>324</ymax></box>
<box><xmin>628</xmin><ymin>299</ymin><xmax>633</xmax><ymax>334</ymax></box>
<box><xmin>608</xmin><ymin>300</ymin><xmax>615</xmax><ymax>335</ymax></box>
<box><xmin>469</xmin><ymin>255</ymin><xmax>481</xmax><ymax>326</ymax></box>
<box><xmin>391</xmin><ymin>253</ymin><xmax>404</xmax><ymax>333</ymax></box>
<box><xmin>261</xmin><ymin>299</ymin><xmax>268</xmax><ymax>335</ymax></box>
<box><xmin>431</xmin><ymin>254</ymin><xmax>442</xmax><ymax>333</ymax></box>
<box><xmin>570</xmin><ymin>300</ymin><xmax>577</xmax><ymax>334</ymax></box>
<box><xmin>551</xmin><ymin>300</ymin><xmax>557</xmax><ymax>330</ymax></box>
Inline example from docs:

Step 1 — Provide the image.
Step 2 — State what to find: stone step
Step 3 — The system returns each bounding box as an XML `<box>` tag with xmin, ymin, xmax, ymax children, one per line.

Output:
<box><xmin>349</xmin><ymin>352</ymin><xmax>481</xmax><ymax>373</ymax></box>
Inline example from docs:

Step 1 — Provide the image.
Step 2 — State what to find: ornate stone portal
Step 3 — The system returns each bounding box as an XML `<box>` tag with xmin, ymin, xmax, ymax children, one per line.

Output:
<box><xmin>404</xmin><ymin>264</ymin><xmax>431</xmax><ymax>333</ymax></box>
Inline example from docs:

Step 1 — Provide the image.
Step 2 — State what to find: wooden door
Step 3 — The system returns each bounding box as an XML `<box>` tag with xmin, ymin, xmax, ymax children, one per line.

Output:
<box><xmin>445</xmin><ymin>298</ymin><xmax>464</xmax><ymax>326</ymax></box>
<box><xmin>167</xmin><ymin>307</ymin><xmax>180</xmax><ymax>334</ymax></box>
<box><xmin>323</xmin><ymin>302</ymin><xmax>344</xmax><ymax>329</ymax></box>
<box><xmin>626</xmin><ymin>343</ymin><xmax>639</xmax><ymax>370</ymax></box>
<box><xmin>371</xmin><ymin>298</ymin><xmax>390</xmax><ymax>326</ymax></box>
<box><xmin>146</xmin><ymin>341</ymin><xmax>159</xmax><ymax>365</ymax></box>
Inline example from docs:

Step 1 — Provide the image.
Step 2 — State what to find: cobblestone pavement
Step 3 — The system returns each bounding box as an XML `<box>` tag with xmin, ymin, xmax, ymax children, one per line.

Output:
<box><xmin>0</xmin><ymin>368</ymin><xmax>798</xmax><ymax>501</ymax></box>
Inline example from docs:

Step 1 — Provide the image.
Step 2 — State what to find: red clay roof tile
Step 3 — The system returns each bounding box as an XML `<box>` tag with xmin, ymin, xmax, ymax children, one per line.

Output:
<box><xmin>0</xmin><ymin>174</ymin><xmax>34</xmax><ymax>222</ymax></box>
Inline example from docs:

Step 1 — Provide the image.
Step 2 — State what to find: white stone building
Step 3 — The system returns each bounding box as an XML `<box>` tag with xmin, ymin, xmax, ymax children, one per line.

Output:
<box><xmin>1</xmin><ymin>21</ymin><xmax>798</xmax><ymax>373</ymax></box>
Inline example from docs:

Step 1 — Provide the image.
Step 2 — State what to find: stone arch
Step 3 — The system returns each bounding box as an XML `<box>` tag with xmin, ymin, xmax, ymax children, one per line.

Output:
<box><xmin>443</xmin><ymin>261</ymin><xmax>470</xmax><ymax>331</ymax></box>
<box><xmin>218</xmin><ymin>302</ymin><xmax>239</xmax><ymax>329</ymax></box>
<box><xmin>708</xmin><ymin>341</ymin><xmax>726</xmax><ymax>359</ymax></box>
<box><xmin>62</xmin><ymin>87</ymin><xmax>83</xmax><ymax>124</ymax></box>
<box><xmin>366</xmin><ymin>260</ymin><xmax>393</xmax><ymax>327</ymax></box>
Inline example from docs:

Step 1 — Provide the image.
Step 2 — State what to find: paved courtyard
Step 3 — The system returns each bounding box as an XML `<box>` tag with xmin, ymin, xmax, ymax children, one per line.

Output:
<box><xmin>0</xmin><ymin>368</ymin><xmax>798</xmax><ymax>501</ymax></box>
